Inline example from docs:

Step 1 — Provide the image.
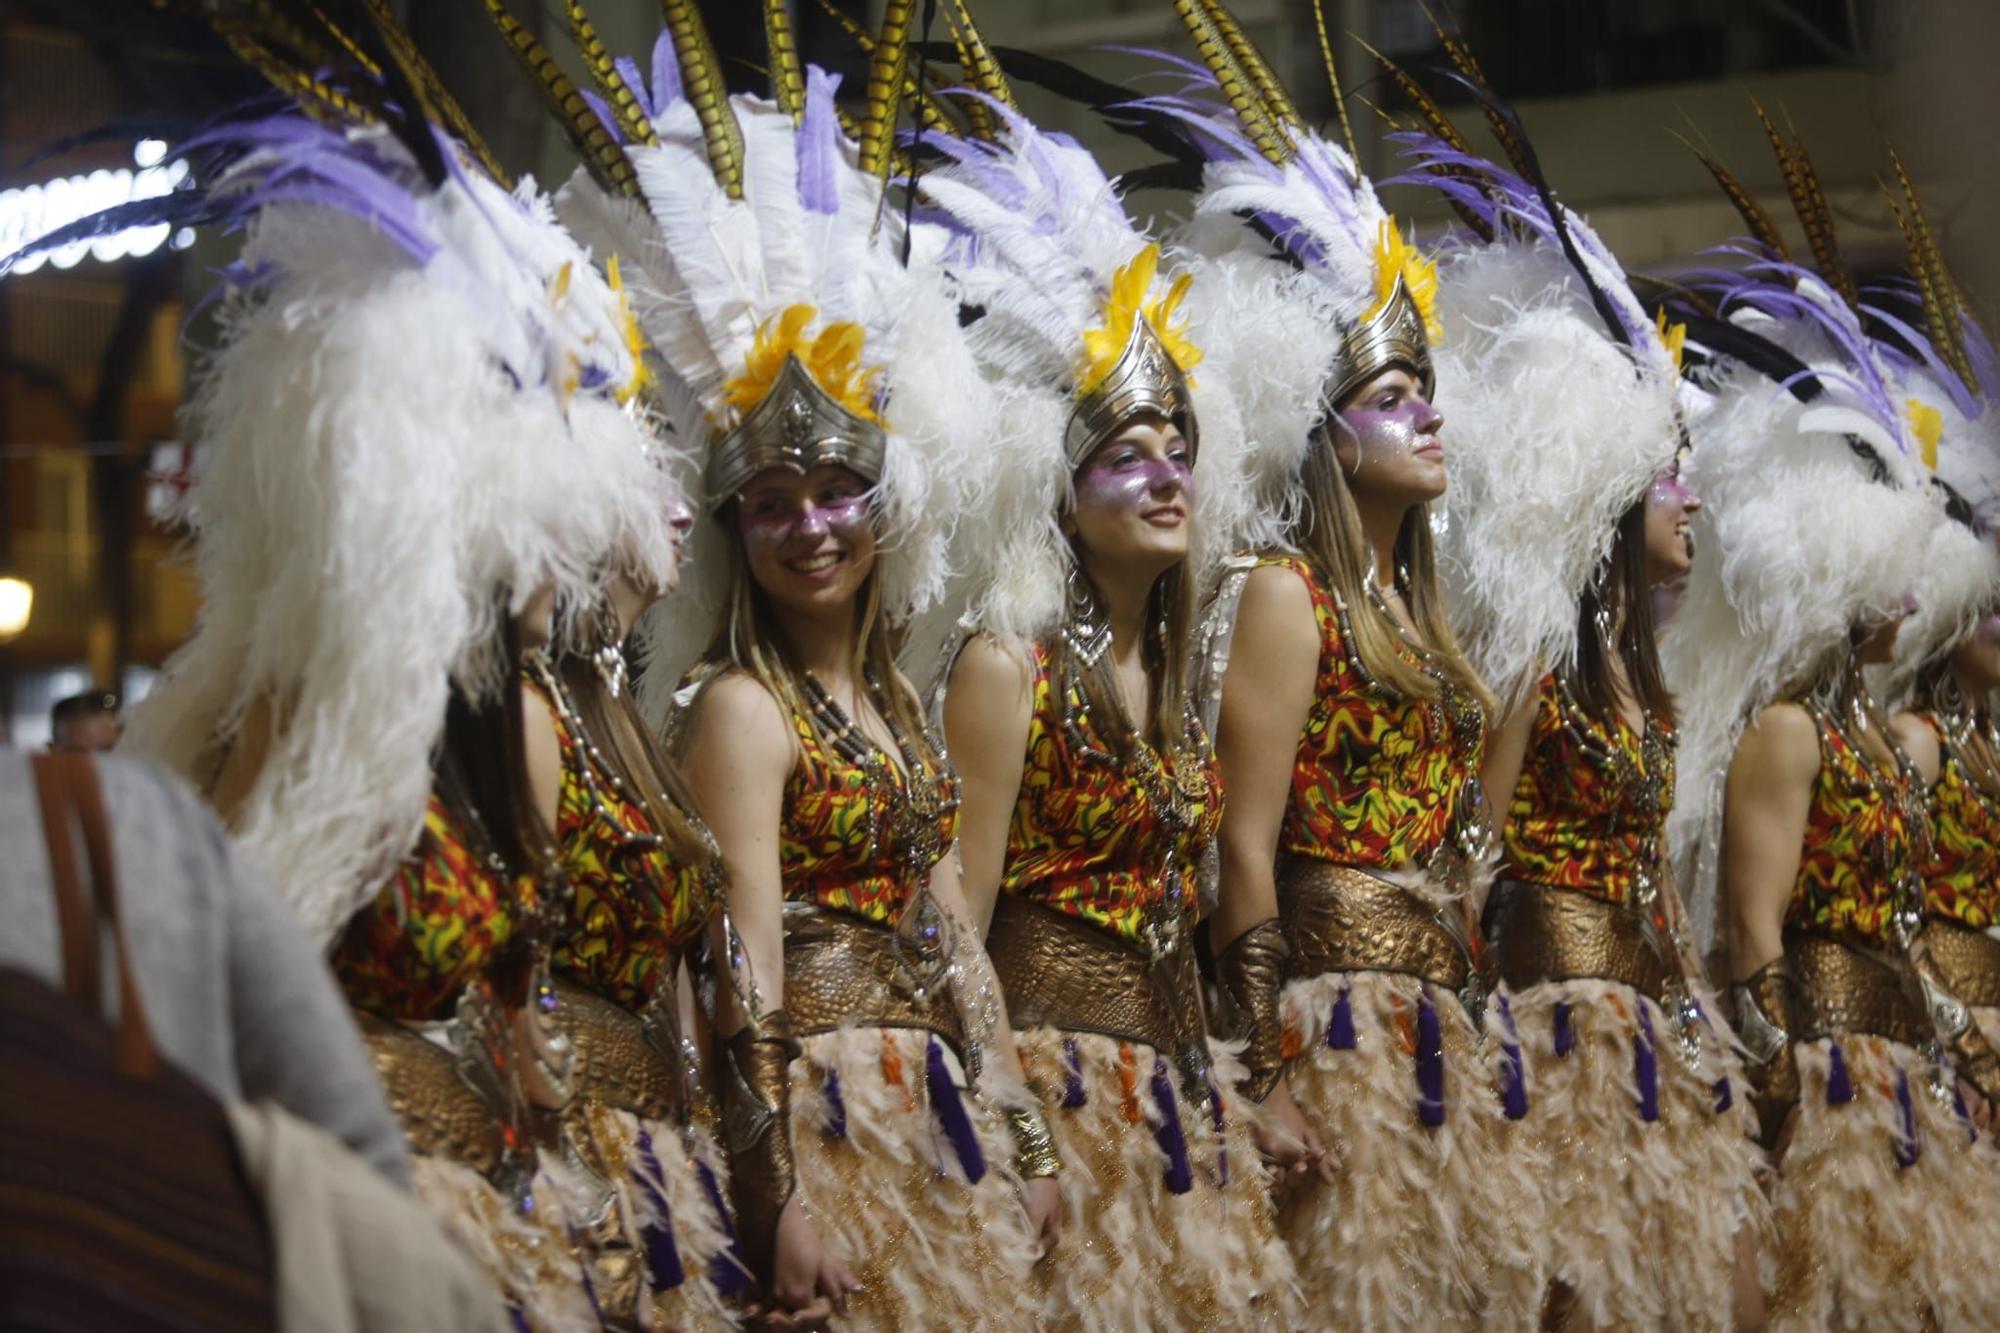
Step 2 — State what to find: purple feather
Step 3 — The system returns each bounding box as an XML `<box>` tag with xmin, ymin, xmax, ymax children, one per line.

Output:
<box><xmin>823</xmin><ymin>1067</ymin><xmax>847</xmax><ymax>1139</ymax></box>
<box><xmin>1634</xmin><ymin>1003</ymin><xmax>1660</xmax><ymax>1124</ymax></box>
<box><xmin>1062</xmin><ymin>1036</ymin><xmax>1087</xmax><ymax>1108</ymax></box>
<box><xmin>1714</xmin><ymin>1077</ymin><xmax>1734</xmax><ymax>1114</ymax></box>
<box><xmin>795</xmin><ymin>66</ymin><xmax>842</xmax><ymax>215</ymax></box>
<box><xmin>1894</xmin><ymin>1066</ymin><xmax>1920</xmax><ymax>1168</ymax></box>
<box><xmin>1862</xmin><ymin>300</ymin><xmax>1981</xmax><ymax>420</ymax></box>
<box><xmin>695</xmin><ymin>1161</ymin><xmax>749</xmax><ymax>1296</ymax></box>
<box><xmin>633</xmin><ymin>1128</ymin><xmax>687</xmax><ymax>1291</ymax></box>
<box><xmin>1327</xmin><ymin>985</ymin><xmax>1356</xmax><ymax>1049</ymax></box>
<box><xmin>1415</xmin><ymin>991</ymin><xmax>1446</xmax><ymax>1127</ymax></box>
<box><xmin>650</xmin><ymin>26</ymin><xmax>683</xmax><ymax>110</ymax></box>
<box><xmin>1496</xmin><ymin>993</ymin><xmax>1528</xmax><ymax>1120</ymax></box>
<box><xmin>612</xmin><ymin>55</ymin><xmax>654</xmax><ymax>120</ymax></box>
<box><xmin>579</xmin><ymin>90</ymin><xmax>625</xmax><ymax>146</ymax></box>
<box><xmin>1825</xmin><ymin>1040</ymin><xmax>1853</xmax><ymax>1104</ymax></box>
<box><xmin>1553</xmin><ymin>1001</ymin><xmax>1574</xmax><ymax>1057</ymax></box>
<box><xmin>1150</xmin><ymin>1058</ymin><xmax>1194</xmax><ymax>1195</ymax></box>
<box><xmin>926</xmin><ymin>1037</ymin><xmax>987</xmax><ymax>1183</ymax></box>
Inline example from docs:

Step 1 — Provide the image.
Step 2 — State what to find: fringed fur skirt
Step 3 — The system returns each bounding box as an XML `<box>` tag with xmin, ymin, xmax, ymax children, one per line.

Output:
<box><xmin>1275</xmin><ymin>969</ymin><xmax>1548</xmax><ymax>1331</ymax></box>
<box><xmin>1504</xmin><ymin>978</ymin><xmax>1770</xmax><ymax>1331</ymax></box>
<box><xmin>405</xmin><ymin>1154</ymin><xmax>600</xmax><ymax>1332</ymax></box>
<box><xmin>784</xmin><ymin>1025</ymin><xmax>1042</xmax><ymax>1332</ymax></box>
<box><xmin>1769</xmin><ymin>1034</ymin><xmax>2000</xmax><ymax>1331</ymax></box>
<box><xmin>560</xmin><ymin>1101</ymin><xmax>744</xmax><ymax>1330</ymax></box>
<box><xmin>1011</xmin><ymin>1027</ymin><xmax>1301</xmax><ymax>1332</ymax></box>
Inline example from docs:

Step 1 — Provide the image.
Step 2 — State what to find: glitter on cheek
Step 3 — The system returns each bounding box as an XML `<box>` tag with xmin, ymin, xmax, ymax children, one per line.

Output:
<box><xmin>1647</xmin><ymin>473</ymin><xmax>1698</xmax><ymax>514</ymax></box>
<box><xmin>1335</xmin><ymin>401</ymin><xmax>1430</xmax><ymax>466</ymax></box>
<box><xmin>1073</xmin><ymin>455</ymin><xmax>1195</xmax><ymax>512</ymax></box>
<box><xmin>736</xmin><ymin>493</ymin><xmax>872</xmax><ymax>555</ymax></box>
<box><xmin>1976</xmin><ymin>613</ymin><xmax>2000</xmax><ymax>645</ymax></box>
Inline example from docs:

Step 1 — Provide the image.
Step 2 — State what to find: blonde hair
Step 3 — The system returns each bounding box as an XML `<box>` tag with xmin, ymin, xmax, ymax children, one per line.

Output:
<box><xmin>705</xmin><ymin>504</ymin><xmax>940</xmax><ymax>770</ymax></box>
<box><xmin>1291</xmin><ymin>426</ymin><xmax>1493</xmax><ymax>712</ymax></box>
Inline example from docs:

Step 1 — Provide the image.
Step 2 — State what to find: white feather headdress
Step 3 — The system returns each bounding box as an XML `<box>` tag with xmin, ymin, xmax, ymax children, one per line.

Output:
<box><xmin>551</xmin><ymin>27</ymin><xmax>983</xmax><ymax>722</ymax></box>
<box><xmin>116</xmin><ymin>116</ymin><xmax>680</xmax><ymax>945</ymax></box>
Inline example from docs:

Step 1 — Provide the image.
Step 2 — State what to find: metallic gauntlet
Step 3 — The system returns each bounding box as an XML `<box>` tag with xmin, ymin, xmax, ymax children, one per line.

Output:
<box><xmin>720</xmin><ymin>1012</ymin><xmax>800</xmax><ymax>1286</ymax></box>
<box><xmin>1004</xmin><ymin>1093</ymin><xmax>1061</xmax><ymax>1181</ymax></box>
<box><xmin>1732</xmin><ymin>957</ymin><xmax>1803</xmax><ymax>1150</ymax></box>
<box><xmin>1211</xmin><ymin>919</ymin><xmax>1291</xmax><ymax>1103</ymax></box>
<box><xmin>1916</xmin><ymin>956</ymin><xmax>2000</xmax><ymax>1103</ymax></box>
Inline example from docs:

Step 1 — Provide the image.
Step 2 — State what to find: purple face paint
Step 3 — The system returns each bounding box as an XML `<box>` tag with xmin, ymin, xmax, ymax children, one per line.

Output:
<box><xmin>1073</xmin><ymin>446</ymin><xmax>1195</xmax><ymax>514</ymax></box>
<box><xmin>736</xmin><ymin>489</ymin><xmax>872</xmax><ymax>557</ymax></box>
<box><xmin>1976</xmin><ymin>612</ymin><xmax>2000</xmax><ymax>644</ymax></box>
<box><xmin>1647</xmin><ymin>471</ymin><xmax>1698</xmax><ymax>515</ymax></box>
<box><xmin>1331</xmin><ymin>395</ymin><xmax>1441</xmax><ymax>470</ymax></box>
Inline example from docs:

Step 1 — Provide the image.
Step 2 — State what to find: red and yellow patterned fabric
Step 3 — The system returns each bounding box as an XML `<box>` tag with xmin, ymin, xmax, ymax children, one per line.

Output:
<box><xmin>998</xmin><ymin>639</ymin><xmax>1224</xmax><ymax>948</ymax></box>
<box><xmin>1916</xmin><ymin>713</ymin><xmax>2000</xmax><ymax>930</ymax></box>
<box><xmin>333</xmin><ymin>792</ymin><xmax>530</xmax><ymax>1022</ymax></box>
<box><xmin>1260</xmin><ymin>552</ymin><xmax>1484</xmax><ymax>870</ymax></box>
<box><xmin>780</xmin><ymin>694</ymin><xmax>957</xmax><ymax>929</ymax></box>
<box><xmin>1500</xmin><ymin>671</ymin><xmax>1675</xmax><ymax>906</ymax></box>
<box><xmin>533</xmin><ymin>679</ymin><xmax>721</xmax><ymax>1014</ymax></box>
<box><xmin>1785</xmin><ymin>704</ymin><xmax>1922</xmax><ymax>950</ymax></box>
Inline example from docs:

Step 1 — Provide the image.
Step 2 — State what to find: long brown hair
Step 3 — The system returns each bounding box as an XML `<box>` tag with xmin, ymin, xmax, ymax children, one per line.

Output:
<box><xmin>1055</xmin><ymin>556</ymin><xmax>1197</xmax><ymax>758</ymax></box>
<box><xmin>704</xmin><ymin>501</ymin><xmax>942</xmax><ymax>772</ymax></box>
<box><xmin>1571</xmin><ymin>499</ymin><xmax>1674</xmax><ymax>725</ymax></box>
<box><xmin>1290</xmin><ymin>423</ymin><xmax>1492</xmax><ymax>711</ymax></box>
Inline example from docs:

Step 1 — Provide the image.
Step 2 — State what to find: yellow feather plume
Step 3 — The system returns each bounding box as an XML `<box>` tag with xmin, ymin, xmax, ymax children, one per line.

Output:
<box><xmin>1365</xmin><ymin>221</ymin><xmax>1443</xmax><ymax>345</ymax></box>
<box><xmin>1655</xmin><ymin>307</ymin><xmax>1686</xmax><ymax>377</ymax></box>
<box><xmin>1907</xmin><ymin>396</ymin><xmax>1943</xmax><ymax>474</ymax></box>
<box><xmin>606</xmin><ymin>255</ymin><xmax>654</xmax><ymax>405</ymax></box>
<box><xmin>723</xmin><ymin>304</ymin><xmax>884</xmax><ymax>424</ymax></box>
<box><xmin>1076</xmin><ymin>244</ymin><xmax>1204</xmax><ymax>397</ymax></box>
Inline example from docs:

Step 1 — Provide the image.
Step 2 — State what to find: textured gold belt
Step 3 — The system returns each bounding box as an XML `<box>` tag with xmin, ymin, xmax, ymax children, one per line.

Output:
<box><xmin>1917</xmin><ymin>919</ymin><xmax>2000</xmax><ymax>1009</ymax></box>
<box><xmin>1274</xmin><ymin>855</ymin><xmax>1470</xmax><ymax>992</ymax></box>
<box><xmin>985</xmin><ymin>894</ymin><xmax>1180</xmax><ymax>1055</ymax></box>
<box><xmin>354</xmin><ymin>1010</ymin><xmax>503</xmax><ymax>1175</ymax></box>
<box><xmin>1787</xmin><ymin>934</ymin><xmax>1931</xmax><ymax>1048</ymax></box>
<box><xmin>783</xmin><ymin>907</ymin><xmax>967</xmax><ymax>1058</ymax></box>
<box><xmin>1486</xmin><ymin>880</ymin><xmax>1673</xmax><ymax>1004</ymax></box>
<box><xmin>549</xmin><ymin>981</ymin><xmax>681</xmax><ymax>1122</ymax></box>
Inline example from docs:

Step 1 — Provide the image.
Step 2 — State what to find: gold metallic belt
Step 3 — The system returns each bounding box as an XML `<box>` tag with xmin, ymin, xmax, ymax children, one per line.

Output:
<box><xmin>985</xmin><ymin>894</ymin><xmax>1179</xmax><ymax>1055</ymax></box>
<box><xmin>1786</xmin><ymin>933</ymin><xmax>1932</xmax><ymax>1048</ymax></box>
<box><xmin>1917</xmin><ymin>919</ymin><xmax>2000</xmax><ymax>1009</ymax></box>
<box><xmin>549</xmin><ymin>981</ymin><xmax>681</xmax><ymax>1122</ymax></box>
<box><xmin>1274</xmin><ymin>855</ymin><xmax>1471</xmax><ymax>992</ymax></box>
<box><xmin>783</xmin><ymin>907</ymin><xmax>967</xmax><ymax>1058</ymax></box>
<box><xmin>354</xmin><ymin>1010</ymin><xmax>503</xmax><ymax>1175</ymax></box>
<box><xmin>1487</xmin><ymin>880</ymin><xmax>1672</xmax><ymax>1004</ymax></box>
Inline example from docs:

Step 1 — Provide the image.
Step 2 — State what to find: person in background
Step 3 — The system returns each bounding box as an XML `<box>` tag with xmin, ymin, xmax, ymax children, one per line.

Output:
<box><xmin>49</xmin><ymin>692</ymin><xmax>120</xmax><ymax>753</ymax></box>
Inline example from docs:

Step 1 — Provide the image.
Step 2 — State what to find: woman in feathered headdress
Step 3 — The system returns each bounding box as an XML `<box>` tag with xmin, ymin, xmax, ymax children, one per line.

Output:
<box><xmin>554</xmin><ymin>5</ymin><xmax>1045</xmax><ymax>1327</ymax></box>
<box><xmin>1383</xmin><ymin>46</ymin><xmax>1769</xmax><ymax>1330</ymax></box>
<box><xmin>20</xmin><ymin>7</ymin><xmax>699</xmax><ymax>1326</ymax></box>
<box><xmin>1664</xmin><ymin>113</ymin><xmax>2000</xmax><ymax>1330</ymax></box>
<box><xmin>903</xmin><ymin>13</ymin><xmax>1300</xmax><ymax>1326</ymax></box>
<box><xmin>1100</xmin><ymin>7</ymin><xmax>1538</xmax><ymax>1326</ymax></box>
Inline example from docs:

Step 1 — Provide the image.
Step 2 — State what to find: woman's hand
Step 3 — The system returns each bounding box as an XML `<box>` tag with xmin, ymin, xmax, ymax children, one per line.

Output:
<box><xmin>1959</xmin><ymin>1078</ymin><xmax>1993</xmax><ymax>1133</ymax></box>
<box><xmin>1022</xmin><ymin>1176</ymin><xmax>1062</xmax><ymax>1259</ymax></box>
<box><xmin>1254</xmin><ymin>1080</ymin><xmax>1331</xmax><ymax>1192</ymax></box>
<box><xmin>761</xmin><ymin>1196</ymin><xmax>859</xmax><ymax>1330</ymax></box>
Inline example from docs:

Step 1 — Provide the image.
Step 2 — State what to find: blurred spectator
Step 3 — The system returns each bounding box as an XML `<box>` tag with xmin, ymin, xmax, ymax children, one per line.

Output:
<box><xmin>49</xmin><ymin>692</ymin><xmax>122</xmax><ymax>753</ymax></box>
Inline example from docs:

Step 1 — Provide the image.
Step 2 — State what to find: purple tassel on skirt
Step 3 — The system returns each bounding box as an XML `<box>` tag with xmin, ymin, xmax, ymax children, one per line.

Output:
<box><xmin>1714</xmin><ymin>1077</ymin><xmax>1734</xmax><ymax>1114</ymax></box>
<box><xmin>695</xmin><ymin>1160</ymin><xmax>749</xmax><ymax>1295</ymax></box>
<box><xmin>1207</xmin><ymin>1082</ymin><xmax>1229</xmax><ymax>1189</ymax></box>
<box><xmin>634</xmin><ymin>1128</ymin><xmax>687</xmax><ymax>1291</ymax></box>
<box><xmin>1553</xmin><ymin>1001</ymin><xmax>1574</xmax><ymax>1057</ymax></box>
<box><xmin>1061</xmin><ymin>1036</ymin><xmax>1087</xmax><ymax>1108</ymax></box>
<box><xmin>823</xmin><ymin>1067</ymin><xmax>848</xmax><ymax>1139</ymax></box>
<box><xmin>1415</xmin><ymin>992</ymin><xmax>1446</xmax><ymax>1128</ymax></box>
<box><xmin>1496</xmin><ymin>993</ymin><xmax>1528</xmax><ymax>1120</ymax></box>
<box><xmin>1894</xmin><ymin>1067</ymin><xmax>1920</xmax><ymax>1168</ymax></box>
<box><xmin>1635</xmin><ymin>1004</ymin><xmax>1660</xmax><ymax>1123</ymax></box>
<box><xmin>1150</xmin><ymin>1058</ymin><xmax>1194</xmax><ymax>1194</ymax></box>
<box><xmin>1327</xmin><ymin>985</ymin><xmax>1356</xmax><ymax>1049</ymax></box>
<box><xmin>510</xmin><ymin>1309</ymin><xmax>532</xmax><ymax>1333</ymax></box>
<box><xmin>926</xmin><ymin>1037</ymin><xmax>988</xmax><ymax>1183</ymax></box>
<box><xmin>1825</xmin><ymin>1041</ymin><xmax>1854</xmax><ymax>1105</ymax></box>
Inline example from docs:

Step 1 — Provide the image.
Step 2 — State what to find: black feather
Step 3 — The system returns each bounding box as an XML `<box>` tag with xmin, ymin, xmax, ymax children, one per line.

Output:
<box><xmin>0</xmin><ymin>191</ymin><xmax>224</xmax><ymax>276</ymax></box>
<box><xmin>920</xmin><ymin>42</ymin><xmax>1211</xmax><ymax>167</ymax></box>
<box><xmin>1668</xmin><ymin>312</ymin><xmax>1821</xmax><ymax>403</ymax></box>
<box><xmin>1115</xmin><ymin>160</ymin><xmax>1206</xmax><ymax>195</ymax></box>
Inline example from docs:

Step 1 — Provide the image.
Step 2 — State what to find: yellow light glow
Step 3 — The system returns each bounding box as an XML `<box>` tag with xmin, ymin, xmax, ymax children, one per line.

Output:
<box><xmin>0</xmin><ymin>576</ymin><xmax>32</xmax><ymax>641</ymax></box>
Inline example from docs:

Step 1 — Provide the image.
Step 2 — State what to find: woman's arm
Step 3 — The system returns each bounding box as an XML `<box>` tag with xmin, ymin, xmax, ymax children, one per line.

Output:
<box><xmin>941</xmin><ymin>636</ymin><xmax>1035</xmax><ymax>937</ymax></box>
<box><xmin>1721</xmin><ymin>701</ymin><xmax>1819</xmax><ymax>1153</ymax></box>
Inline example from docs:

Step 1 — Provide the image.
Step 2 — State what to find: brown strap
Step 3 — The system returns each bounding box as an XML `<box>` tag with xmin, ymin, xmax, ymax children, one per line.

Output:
<box><xmin>32</xmin><ymin>752</ymin><xmax>99</xmax><ymax>1007</ymax></box>
<box><xmin>32</xmin><ymin>751</ymin><xmax>159</xmax><ymax>1080</ymax></box>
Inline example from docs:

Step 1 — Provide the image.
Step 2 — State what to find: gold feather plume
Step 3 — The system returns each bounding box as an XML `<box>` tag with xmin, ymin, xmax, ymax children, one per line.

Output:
<box><xmin>1752</xmin><ymin>99</ymin><xmax>1855</xmax><ymax>309</ymax></box>
<box><xmin>659</xmin><ymin>0</ymin><xmax>746</xmax><ymax>200</ymax></box>
<box><xmin>1172</xmin><ymin>0</ymin><xmax>1289</xmax><ymax>166</ymax></box>
<box><xmin>564</xmin><ymin>0</ymin><xmax>660</xmax><ymax>147</ymax></box>
<box><xmin>361</xmin><ymin>0</ymin><xmax>507</xmax><ymax>182</ymax></box>
<box><xmin>856</xmin><ymin>0</ymin><xmax>915</xmax><ymax>180</ymax></box>
<box><xmin>1197</xmin><ymin>0</ymin><xmax>1301</xmax><ymax>129</ymax></box>
<box><xmin>1675</xmin><ymin>131</ymin><xmax>1791</xmax><ymax>263</ymax></box>
<box><xmin>1885</xmin><ymin>151</ymin><xmax>1977</xmax><ymax>398</ymax></box>
<box><xmin>1355</xmin><ymin>38</ymin><xmax>1495</xmax><ymax>244</ymax></box>
<box><xmin>484</xmin><ymin>0</ymin><xmax>639</xmax><ymax>198</ymax></box>
<box><xmin>761</xmin><ymin>0</ymin><xmax>806</xmax><ymax>122</ymax></box>
<box><xmin>1309</xmin><ymin>0</ymin><xmax>1358</xmax><ymax>161</ymax></box>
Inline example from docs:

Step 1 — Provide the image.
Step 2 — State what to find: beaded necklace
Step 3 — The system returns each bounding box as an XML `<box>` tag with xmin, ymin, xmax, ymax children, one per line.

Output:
<box><xmin>1802</xmin><ymin>678</ymin><xmax>1930</xmax><ymax>950</ymax></box>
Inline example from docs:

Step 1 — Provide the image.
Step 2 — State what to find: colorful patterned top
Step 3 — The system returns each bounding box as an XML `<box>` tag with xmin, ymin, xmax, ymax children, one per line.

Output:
<box><xmin>1260</xmin><ymin>552</ymin><xmax>1485</xmax><ymax>870</ymax></box>
<box><xmin>333</xmin><ymin>791</ymin><xmax>534</xmax><ymax>1022</ymax></box>
<box><xmin>1785</xmin><ymin>700</ymin><xmax>1924</xmax><ymax>951</ymax></box>
<box><xmin>1916</xmin><ymin>712</ymin><xmax>2000</xmax><ymax>930</ymax></box>
<box><xmin>532</xmin><ymin>675</ymin><xmax>723</xmax><ymax>1014</ymax></box>
<box><xmin>776</xmin><ymin>681</ymin><xmax>957</xmax><ymax>929</ymax></box>
<box><xmin>998</xmin><ymin>639</ymin><xmax>1225</xmax><ymax>949</ymax></box>
<box><xmin>1500</xmin><ymin>671</ymin><xmax>1675</xmax><ymax>907</ymax></box>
